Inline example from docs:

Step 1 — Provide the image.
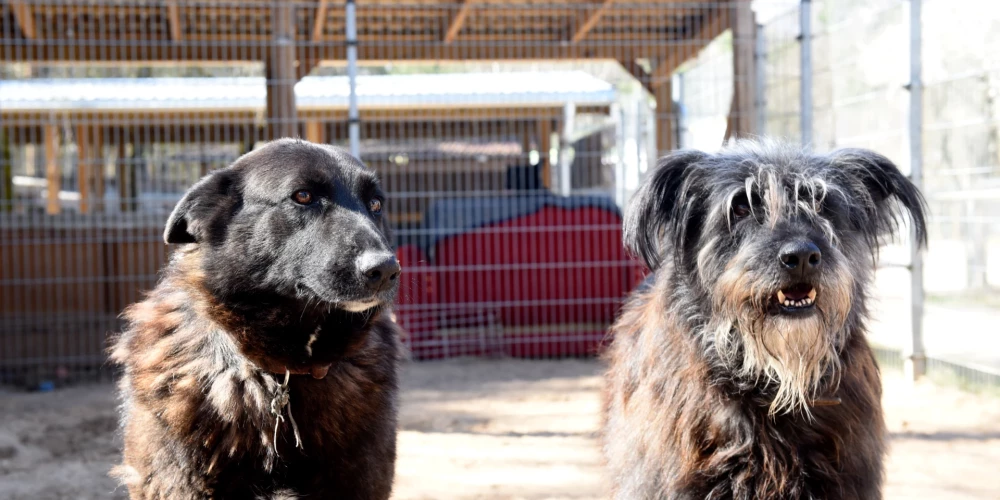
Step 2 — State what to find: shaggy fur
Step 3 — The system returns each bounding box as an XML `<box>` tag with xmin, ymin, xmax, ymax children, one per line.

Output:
<box><xmin>111</xmin><ymin>139</ymin><xmax>402</xmax><ymax>499</ymax></box>
<box><xmin>603</xmin><ymin>140</ymin><xmax>926</xmax><ymax>499</ymax></box>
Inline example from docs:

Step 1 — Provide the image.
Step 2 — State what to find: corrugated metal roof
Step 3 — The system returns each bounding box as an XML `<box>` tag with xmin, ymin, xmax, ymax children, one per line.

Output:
<box><xmin>0</xmin><ymin>71</ymin><xmax>616</xmax><ymax>111</ymax></box>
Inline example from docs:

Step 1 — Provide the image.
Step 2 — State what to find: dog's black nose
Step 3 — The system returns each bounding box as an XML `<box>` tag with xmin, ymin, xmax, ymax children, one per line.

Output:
<box><xmin>358</xmin><ymin>252</ymin><xmax>401</xmax><ymax>292</ymax></box>
<box><xmin>779</xmin><ymin>241</ymin><xmax>822</xmax><ymax>273</ymax></box>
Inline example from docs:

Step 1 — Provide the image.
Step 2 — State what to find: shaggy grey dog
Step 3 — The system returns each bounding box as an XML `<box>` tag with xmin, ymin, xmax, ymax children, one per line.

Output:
<box><xmin>603</xmin><ymin>140</ymin><xmax>926</xmax><ymax>499</ymax></box>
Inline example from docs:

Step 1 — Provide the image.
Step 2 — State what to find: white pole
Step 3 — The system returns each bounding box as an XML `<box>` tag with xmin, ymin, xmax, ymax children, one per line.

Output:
<box><xmin>346</xmin><ymin>0</ymin><xmax>360</xmax><ymax>158</ymax></box>
<box><xmin>799</xmin><ymin>0</ymin><xmax>812</xmax><ymax>148</ymax></box>
<box><xmin>905</xmin><ymin>0</ymin><xmax>926</xmax><ymax>381</ymax></box>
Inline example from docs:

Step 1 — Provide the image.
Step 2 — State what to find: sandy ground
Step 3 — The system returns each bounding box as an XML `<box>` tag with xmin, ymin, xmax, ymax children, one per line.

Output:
<box><xmin>1</xmin><ymin>359</ymin><xmax>999</xmax><ymax>500</ymax></box>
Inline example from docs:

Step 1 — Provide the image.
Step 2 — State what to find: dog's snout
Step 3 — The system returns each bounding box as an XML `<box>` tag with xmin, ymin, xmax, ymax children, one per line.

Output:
<box><xmin>778</xmin><ymin>241</ymin><xmax>822</xmax><ymax>273</ymax></box>
<box><xmin>357</xmin><ymin>252</ymin><xmax>401</xmax><ymax>292</ymax></box>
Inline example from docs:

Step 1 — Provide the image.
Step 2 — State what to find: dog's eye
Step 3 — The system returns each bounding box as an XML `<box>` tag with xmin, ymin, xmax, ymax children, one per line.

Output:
<box><xmin>369</xmin><ymin>197</ymin><xmax>383</xmax><ymax>214</ymax></box>
<box><xmin>732</xmin><ymin>196</ymin><xmax>751</xmax><ymax>219</ymax></box>
<box><xmin>292</xmin><ymin>190</ymin><xmax>314</xmax><ymax>205</ymax></box>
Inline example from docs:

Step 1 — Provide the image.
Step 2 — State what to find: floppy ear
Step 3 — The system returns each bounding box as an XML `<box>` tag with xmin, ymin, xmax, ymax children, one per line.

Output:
<box><xmin>164</xmin><ymin>169</ymin><xmax>239</xmax><ymax>245</ymax></box>
<box><xmin>623</xmin><ymin>150</ymin><xmax>708</xmax><ymax>270</ymax></box>
<box><xmin>831</xmin><ymin>148</ymin><xmax>928</xmax><ymax>247</ymax></box>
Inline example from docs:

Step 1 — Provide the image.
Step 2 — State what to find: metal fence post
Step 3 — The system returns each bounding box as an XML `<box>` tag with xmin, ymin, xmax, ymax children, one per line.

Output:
<box><xmin>799</xmin><ymin>0</ymin><xmax>812</xmax><ymax>148</ymax></box>
<box><xmin>905</xmin><ymin>0</ymin><xmax>926</xmax><ymax>381</ymax></box>
<box><xmin>346</xmin><ymin>0</ymin><xmax>361</xmax><ymax>158</ymax></box>
<box><xmin>754</xmin><ymin>22</ymin><xmax>767</xmax><ymax>137</ymax></box>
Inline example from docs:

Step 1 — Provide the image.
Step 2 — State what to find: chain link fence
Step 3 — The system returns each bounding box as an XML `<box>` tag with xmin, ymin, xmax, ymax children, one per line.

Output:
<box><xmin>1</xmin><ymin>0</ymin><xmax>997</xmax><ymax>390</ymax></box>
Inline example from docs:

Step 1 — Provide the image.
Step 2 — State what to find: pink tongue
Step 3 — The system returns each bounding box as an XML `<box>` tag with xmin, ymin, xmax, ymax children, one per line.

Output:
<box><xmin>311</xmin><ymin>364</ymin><xmax>331</xmax><ymax>379</ymax></box>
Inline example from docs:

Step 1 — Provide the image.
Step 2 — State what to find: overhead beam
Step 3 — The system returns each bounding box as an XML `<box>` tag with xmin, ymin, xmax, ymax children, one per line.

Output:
<box><xmin>651</xmin><ymin>6</ymin><xmax>730</xmax><ymax>87</ymax></box>
<box><xmin>444</xmin><ymin>0</ymin><xmax>475</xmax><ymax>44</ymax></box>
<box><xmin>571</xmin><ymin>0</ymin><xmax>614</xmax><ymax>43</ymax></box>
<box><xmin>166</xmin><ymin>1</ymin><xmax>183</xmax><ymax>41</ymax></box>
<box><xmin>10</xmin><ymin>2</ymin><xmax>37</xmax><ymax>39</ymax></box>
<box><xmin>312</xmin><ymin>0</ymin><xmax>331</xmax><ymax>42</ymax></box>
<box><xmin>620</xmin><ymin>59</ymin><xmax>654</xmax><ymax>94</ymax></box>
<box><xmin>7</xmin><ymin>42</ymin><xmax>661</xmax><ymax>62</ymax></box>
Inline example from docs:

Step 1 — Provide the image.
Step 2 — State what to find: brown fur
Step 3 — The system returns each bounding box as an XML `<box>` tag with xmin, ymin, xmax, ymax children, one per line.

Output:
<box><xmin>602</xmin><ymin>274</ymin><xmax>886</xmax><ymax>499</ymax></box>
<box><xmin>111</xmin><ymin>247</ymin><xmax>400</xmax><ymax>499</ymax></box>
<box><xmin>601</xmin><ymin>142</ymin><xmax>926</xmax><ymax>499</ymax></box>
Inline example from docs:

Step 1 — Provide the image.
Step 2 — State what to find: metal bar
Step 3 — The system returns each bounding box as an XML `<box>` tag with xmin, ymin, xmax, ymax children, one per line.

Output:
<box><xmin>346</xmin><ymin>0</ymin><xmax>360</xmax><ymax>157</ymax></box>
<box><xmin>905</xmin><ymin>0</ymin><xmax>926</xmax><ymax>381</ymax></box>
<box><xmin>799</xmin><ymin>0</ymin><xmax>813</xmax><ymax>148</ymax></box>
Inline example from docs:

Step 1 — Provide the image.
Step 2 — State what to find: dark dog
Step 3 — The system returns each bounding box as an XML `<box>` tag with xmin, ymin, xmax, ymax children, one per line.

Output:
<box><xmin>111</xmin><ymin>139</ymin><xmax>402</xmax><ymax>499</ymax></box>
<box><xmin>602</xmin><ymin>140</ymin><xmax>926</xmax><ymax>499</ymax></box>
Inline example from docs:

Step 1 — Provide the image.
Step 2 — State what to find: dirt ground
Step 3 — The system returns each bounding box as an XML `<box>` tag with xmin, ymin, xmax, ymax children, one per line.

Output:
<box><xmin>1</xmin><ymin>359</ymin><xmax>999</xmax><ymax>500</ymax></box>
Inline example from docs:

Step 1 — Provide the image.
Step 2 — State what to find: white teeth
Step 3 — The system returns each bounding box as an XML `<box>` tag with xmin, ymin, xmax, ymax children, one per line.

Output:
<box><xmin>777</xmin><ymin>288</ymin><xmax>817</xmax><ymax>309</ymax></box>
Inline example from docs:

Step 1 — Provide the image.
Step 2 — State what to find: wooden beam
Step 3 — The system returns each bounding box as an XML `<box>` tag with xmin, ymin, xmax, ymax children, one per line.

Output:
<box><xmin>651</xmin><ymin>6</ymin><xmax>730</xmax><ymax>87</ymax></box>
<box><xmin>305</xmin><ymin>121</ymin><xmax>327</xmax><ymax>144</ymax></box>
<box><xmin>6</xmin><ymin>41</ymin><xmax>655</xmax><ymax>63</ymax></box>
<box><xmin>10</xmin><ymin>2</ymin><xmax>37</xmax><ymax>39</ymax></box>
<box><xmin>93</xmin><ymin>126</ymin><xmax>105</xmax><ymax>212</ymax></box>
<box><xmin>267</xmin><ymin>2</ymin><xmax>298</xmax><ymax>140</ymax></box>
<box><xmin>45</xmin><ymin>125</ymin><xmax>60</xmax><ymax>215</ymax></box>
<box><xmin>620</xmin><ymin>59</ymin><xmax>654</xmax><ymax>94</ymax></box>
<box><xmin>444</xmin><ymin>0</ymin><xmax>475</xmax><ymax>44</ymax></box>
<box><xmin>166</xmin><ymin>1</ymin><xmax>183</xmax><ymax>41</ymax></box>
<box><xmin>75</xmin><ymin>125</ymin><xmax>91</xmax><ymax>214</ymax></box>
<box><xmin>726</xmin><ymin>2</ymin><xmax>756</xmax><ymax>140</ymax></box>
<box><xmin>311</xmin><ymin>0</ymin><xmax>331</xmax><ymax>42</ymax></box>
<box><xmin>571</xmin><ymin>0</ymin><xmax>613</xmax><ymax>43</ymax></box>
<box><xmin>654</xmin><ymin>81</ymin><xmax>676</xmax><ymax>155</ymax></box>
<box><xmin>116</xmin><ymin>140</ymin><xmax>136</xmax><ymax>212</ymax></box>
<box><xmin>539</xmin><ymin>118</ymin><xmax>552</xmax><ymax>189</ymax></box>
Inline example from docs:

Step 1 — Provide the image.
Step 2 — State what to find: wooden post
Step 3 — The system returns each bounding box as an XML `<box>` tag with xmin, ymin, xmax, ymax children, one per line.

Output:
<box><xmin>305</xmin><ymin>120</ymin><xmax>327</xmax><ymax>144</ymax></box>
<box><xmin>116</xmin><ymin>139</ymin><xmax>134</xmax><ymax>212</ymax></box>
<box><xmin>539</xmin><ymin>118</ymin><xmax>552</xmax><ymax>189</ymax></box>
<box><xmin>266</xmin><ymin>2</ymin><xmax>298</xmax><ymax>140</ymax></box>
<box><xmin>726</xmin><ymin>1</ymin><xmax>756</xmax><ymax>140</ymax></box>
<box><xmin>45</xmin><ymin>125</ymin><xmax>60</xmax><ymax>215</ymax></box>
<box><xmin>654</xmin><ymin>80</ymin><xmax>676</xmax><ymax>156</ymax></box>
<box><xmin>76</xmin><ymin>125</ymin><xmax>91</xmax><ymax>214</ymax></box>
<box><xmin>93</xmin><ymin>127</ymin><xmax>105</xmax><ymax>212</ymax></box>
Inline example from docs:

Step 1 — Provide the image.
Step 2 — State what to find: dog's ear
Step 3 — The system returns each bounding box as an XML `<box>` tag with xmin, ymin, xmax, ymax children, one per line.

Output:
<box><xmin>164</xmin><ymin>169</ymin><xmax>239</xmax><ymax>245</ymax></box>
<box><xmin>831</xmin><ymin>148</ymin><xmax>928</xmax><ymax>247</ymax></box>
<box><xmin>623</xmin><ymin>150</ymin><xmax>708</xmax><ymax>270</ymax></box>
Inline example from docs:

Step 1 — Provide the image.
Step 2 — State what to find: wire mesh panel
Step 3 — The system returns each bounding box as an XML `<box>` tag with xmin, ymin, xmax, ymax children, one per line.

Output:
<box><xmin>753</xmin><ymin>0</ymin><xmax>1000</xmax><ymax>382</ymax></box>
<box><xmin>0</xmin><ymin>0</ymin><xmax>759</xmax><ymax>386</ymax></box>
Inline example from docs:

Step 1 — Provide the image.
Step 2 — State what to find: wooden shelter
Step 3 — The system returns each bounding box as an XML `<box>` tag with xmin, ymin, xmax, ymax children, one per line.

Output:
<box><xmin>3</xmin><ymin>0</ymin><xmax>752</xmax><ymax>145</ymax></box>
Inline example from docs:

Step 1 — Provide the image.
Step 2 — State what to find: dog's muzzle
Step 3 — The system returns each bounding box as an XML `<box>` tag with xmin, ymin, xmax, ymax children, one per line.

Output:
<box><xmin>771</xmin><ymin>283</ymin><xmax>817</xmax><ymax>315</ymax></box>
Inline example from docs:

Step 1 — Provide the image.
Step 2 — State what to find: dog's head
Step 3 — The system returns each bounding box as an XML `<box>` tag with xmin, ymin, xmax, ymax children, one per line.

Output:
<box><xmin>625</xmin><ymin>140</ymin><xmax>926</xmax><ymax>415</ymax></box>
<box><xmin>166</xmin><ymin>139</ymin><xmax>399</xmax><ymax>311</ymax></box>
<box><xmin>164</xmin><ymin>139</ymin><xmax>398</xmax><ymax>375</ymax></box>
